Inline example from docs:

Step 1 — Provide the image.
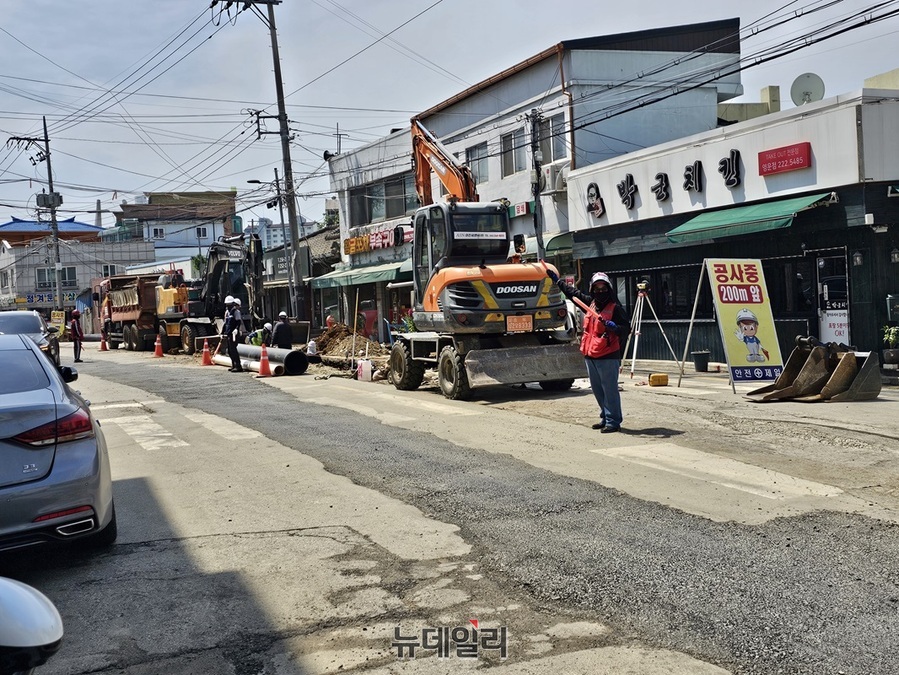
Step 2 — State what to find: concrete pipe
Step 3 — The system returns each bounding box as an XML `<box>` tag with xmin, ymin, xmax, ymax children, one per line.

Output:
<box><xmin>236</xmin><ymin>344</ymin><xmax>309</xmax><ymax>375</ymax></box>
<box><xmin>212</xmin><ymin>354</ymin><xmax>284</xmax><ymax>376</ymax></box>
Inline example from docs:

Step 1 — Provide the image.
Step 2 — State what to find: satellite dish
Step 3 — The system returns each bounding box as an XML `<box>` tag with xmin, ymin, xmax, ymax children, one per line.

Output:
<box><xmin>790</xmin><ymin>73</ymin><xmax>825</xmax><ymax>106</ymax></box>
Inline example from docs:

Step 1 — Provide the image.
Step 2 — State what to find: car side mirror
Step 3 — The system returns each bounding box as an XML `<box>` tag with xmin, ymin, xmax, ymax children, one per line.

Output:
<box><xmin>47</xmin><ymin>326</ymin><xmax>59</xmax><ymax>334</ymax></box>
<box><xmin>58</xmin><ymin>366</ymin><xmax>78</xmax><ymax>383</ymax></box>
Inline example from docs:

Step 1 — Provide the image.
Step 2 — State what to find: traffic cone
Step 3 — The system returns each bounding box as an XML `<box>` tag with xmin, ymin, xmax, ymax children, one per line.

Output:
<box><xmin>153</xmin><ymin>334</ymin><xmax>164</xmax><ymax>358</ymax></box>
<box><xmin>99</xmin><ymin>334</ymin><xmax>108</xmax><ymax>351</ymax></box>
<box><xmin>257</xmin><ymin>343</ymin><xmax>272</xmax><ymax>378</ymax></box>
<box><xmin>201</xmin><ymin>338</ymin><xmax>213</xmax><ymax>366</ymax></box>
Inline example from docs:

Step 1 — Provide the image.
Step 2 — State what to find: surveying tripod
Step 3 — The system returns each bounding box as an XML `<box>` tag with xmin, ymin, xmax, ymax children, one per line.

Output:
<box><xmin>621</xmin><ymin>282</ymin><xmax>681</xmax><ymax>378</ymax></box>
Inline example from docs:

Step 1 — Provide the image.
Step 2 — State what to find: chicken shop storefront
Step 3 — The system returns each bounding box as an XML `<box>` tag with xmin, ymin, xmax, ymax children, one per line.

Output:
<box><xmin>564</xmin><ymin>89</ymin><xmax>899</xmax><ymax>363</ymax></box>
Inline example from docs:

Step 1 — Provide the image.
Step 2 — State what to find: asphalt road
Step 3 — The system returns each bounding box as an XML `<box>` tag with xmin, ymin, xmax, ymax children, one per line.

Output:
<box><xmin>4</xmin><ymin>346</ymin><xmax>898</xmax><ymax>674</ymax></box>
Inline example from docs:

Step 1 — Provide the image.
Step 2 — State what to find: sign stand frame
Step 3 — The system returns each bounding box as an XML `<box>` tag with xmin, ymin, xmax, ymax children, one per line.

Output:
<box><xmin>676</xmin><ymin>261</ymin><xmax>736</xmax><ymax>392</ymax></box>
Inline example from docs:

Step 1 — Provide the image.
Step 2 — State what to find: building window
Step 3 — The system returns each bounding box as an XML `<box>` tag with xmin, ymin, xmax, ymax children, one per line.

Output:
<box><xmin>196</xmin><ymin>227</ymin><xmax>208</xmax><ymax>239</ymax></box>
<box><xmin>501</xmin><ymin>129</ymin><xmax>527</xmax><ymax>177</ymax></box>
<box><xmin>152</xmin><ymin>227</ymin><xmax>165</xmax><ymax>239</ymax></box>
<box><xmin>102</xmin><ymin>264</ymin><xmax>117</xmax><ymax>278</ymax></box>
<box><xmin>370</xmin><ymin>183</ymin><xmax>386</xmax><ymax>222</ymax></box>
<box><xmin>350</xmin><ymin>174</ymin><xmax>418</xmax><ymax>227</ymax></box>
<box><xmin>466</xmin><ymin>142</ymin><xmax>489</xmax><ymax>184</ymax></box>
<box><xmin>0</xmin><ymin>270</ymin><xmax>8</xmax><ymax>289</ymax></box>
<box><xmin>36</xmin><ymin>267</ymin><xmax>77</xmax><ymax>290</ymax></box>
<box><xmin>539</xmin><ymin>114</ymin><xmax>567</xmax><ymax>164</ymax></box>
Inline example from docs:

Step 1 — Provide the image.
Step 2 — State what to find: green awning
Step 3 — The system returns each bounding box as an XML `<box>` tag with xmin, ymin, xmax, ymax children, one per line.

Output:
<box><xmin>311</xmin><ymin>260</ymin><xmax>411</xmax><ymax>289</ymax></box>
<box><xmin>666</xmin><ymin>192</ymin><xmax>834</xmax><ymax>244</ymax></box>
<box><xmin>545</xmin><ymin>232</ymin><xmax>573</xmax><ymax>254</ymax></box>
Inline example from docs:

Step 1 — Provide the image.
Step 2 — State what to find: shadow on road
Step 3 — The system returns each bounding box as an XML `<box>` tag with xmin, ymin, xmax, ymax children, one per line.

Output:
<box><xmin>0</xmin><ymin>476</ymin><xmax>309</xmax><ymax>675</ymax></box>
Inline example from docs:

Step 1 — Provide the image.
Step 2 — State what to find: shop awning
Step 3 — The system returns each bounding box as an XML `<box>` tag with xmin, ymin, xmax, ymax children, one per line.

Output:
<box><xmin>311</xmin><ymin>260</ymin><xmax>411</xmax><ymax>289</ymax></box>
<box><xmin>545</xmin><ymin>232</ymin><xmax>573</xmax><ymax>254</ymax></box>
<box><xmin>665</xmin><ymin>192</ymin><xmax>835</xmax><ymax>244</ymax></box>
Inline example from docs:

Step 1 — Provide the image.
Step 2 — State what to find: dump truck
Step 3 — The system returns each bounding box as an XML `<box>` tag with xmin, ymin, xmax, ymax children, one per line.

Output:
<box><xmin>97</xmin><ymin>234</ymin><xmax>263</xmax><ymax>354</ymax></box>
<box><xmin>388</xmin><ymin>120</ymin><xmax>583</xmax><ymax>400</ymax></box>
<box><xmin>97</xmin><ymin>273</ymin><xmax>167</xmax><ymax>351</ymax></box>
<box><xmin>745</xmin><ymin>335</ymin><xmax>881</xmax><ymax>402</ymax></box>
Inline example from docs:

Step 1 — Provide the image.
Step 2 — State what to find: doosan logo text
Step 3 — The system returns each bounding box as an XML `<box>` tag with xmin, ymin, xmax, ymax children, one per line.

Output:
<box><xmin>495</xmin><ymin>284</ymin><xmax>537</xmax><ymax>294</ymax></box>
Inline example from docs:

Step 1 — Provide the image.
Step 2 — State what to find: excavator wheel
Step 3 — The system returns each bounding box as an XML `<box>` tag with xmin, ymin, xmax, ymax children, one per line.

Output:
<box><xmin>539</xmin><ymin>379</ymin><xmax>574</xmax><ymax>392</ymax></box>
<box><xmin>389</xmin><ymin>341</ymin><xmax>425</xmax><ymax>391</ymax></box>
<box><xmin>180</xmin><ymin>324</ymin><xmax>198</xmax><ymax>355</ymax></box>
<box><xmin>437</xmin><ymin>345</ymin><xmax>471</xmax><ymax>400</ymax></box>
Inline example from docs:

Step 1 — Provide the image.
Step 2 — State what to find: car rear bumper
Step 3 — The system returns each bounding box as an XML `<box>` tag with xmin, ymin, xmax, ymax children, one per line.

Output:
<box><xmin>0</xmin><ymin>434</ymin><xmax>114</xmax><ymax>552</ymax></box>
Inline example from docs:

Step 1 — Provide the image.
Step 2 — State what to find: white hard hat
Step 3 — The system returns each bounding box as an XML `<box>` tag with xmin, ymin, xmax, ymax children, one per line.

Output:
<box><xmin>264</xmin><ymin>322</ymin><xmax>272</xmax><ymax>331</ymax></box>
<box><xmin>279</xmin><ymin>311</ymin><xmax>288</xmax><ymax>318</ymax></box>
<box><xmin>736</xmin><ymin>308</ymin><xmax>758</xmax><ymax>323</ymax></box>
<box><xmin>224</xmin><ymin>295</ymin><xmax>235</xmax><ymax>304</ymax></box>
<box><xmin>233</xmin><ymin>298</ymin><xmax>241</xmax><ymax>306</ymax></box>
<box><xmin>590</xmin><ymin>271</ymin><xmax>611</xmax><ymax>289</ymax></box>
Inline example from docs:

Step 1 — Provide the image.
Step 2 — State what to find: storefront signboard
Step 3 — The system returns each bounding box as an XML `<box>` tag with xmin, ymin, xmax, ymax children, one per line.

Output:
<box><xmin>758</xmin><ymin>142</ymin><xmax>812</xmax><ymax>176</ymax></box>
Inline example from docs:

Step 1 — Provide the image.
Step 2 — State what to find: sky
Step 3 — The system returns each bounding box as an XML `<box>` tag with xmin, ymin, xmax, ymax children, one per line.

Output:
<box><xmin>2</xmin><ymin>0</ymin><xmax>899</xmax><ymax>230</ymax></box>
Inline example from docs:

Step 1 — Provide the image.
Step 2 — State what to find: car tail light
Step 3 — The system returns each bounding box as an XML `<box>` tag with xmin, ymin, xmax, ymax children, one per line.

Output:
<box><xmin>13</xmin><ymin>408</ymin><xmax>95</xmax><ymax>447</ymax></box>
<box><xmin>33</xmin><ymin>505</ymin><xmax>93</xmax><ymax>523</ymax></box>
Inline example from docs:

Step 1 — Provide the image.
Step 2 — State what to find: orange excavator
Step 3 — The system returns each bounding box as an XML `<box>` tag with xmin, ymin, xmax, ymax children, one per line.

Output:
<box><xmin>388</xmin><ymin>120</ymin><xmax>583</xmax><ymax>399</ymax></box>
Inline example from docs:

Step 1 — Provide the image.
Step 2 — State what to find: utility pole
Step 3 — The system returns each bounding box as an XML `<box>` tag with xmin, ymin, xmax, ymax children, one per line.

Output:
<box><xmin>42</xmin><ymin>117</ymin><xmax>63</xmax><ymax>311</ymax></box>
<box><xmin>264</xmin><ymin>1</ymin><xmax>303</xmax><ymax>320</ymax></box>
<box><xmin>273</xmin><ymin>167</ymin><xmax>297</xmax><ymax>316</ymax></box>
<box><xmin>8</xmin><ymin>119</ymin><xmax>64</xmax><ymax>311</ymax></box>
<box><xmin>529</xmin><ymin>109</ymin><xmax>546</xmax><ymax>260</ymax></box>
<box><xmin>222</xmin><ymin>0</ymin><xmax>305</xmax><ymax>319</ymax></box>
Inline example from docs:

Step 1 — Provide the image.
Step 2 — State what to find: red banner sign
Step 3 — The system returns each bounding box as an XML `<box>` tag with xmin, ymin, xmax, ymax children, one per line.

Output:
<box><xmin>758</xmin><ymin>142</ymin><xmax>812</xmax><ymax>176</ymax></box>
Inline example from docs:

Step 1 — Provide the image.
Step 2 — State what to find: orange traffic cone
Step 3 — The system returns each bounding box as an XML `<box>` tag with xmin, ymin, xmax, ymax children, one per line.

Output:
<box><xmin>200</xmin><ymin>338</ymin><xmax>213</xmax><ymax>366</ymax></box>
<box><xmin>99</xmin><ymin>334</ymin><xmax>108</xmax><ymax>351</ymax></box>
<box><xmin>257</xmin><ymin>343</ymin><xmax>272</xmax><ymax>378</ymax></box>
<box><xmin>153</xmin><ymin>334</ymin><xmax>164</xmax><ymax>358</ymax></box>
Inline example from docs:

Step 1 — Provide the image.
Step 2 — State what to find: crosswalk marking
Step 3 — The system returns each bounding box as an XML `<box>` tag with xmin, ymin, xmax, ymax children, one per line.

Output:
<box><xmin>104</xmin><ymin>414</ymin><xmax>189</xmax><ymax>451</ymax></box>
<box><xmin>591</xmin><ymin>442</ymin><xmax>842</xmax><ymax>500</ymax></box>
<box><xmin>183</xmin><ymin>411</ymin><xmax>262</xmax><ymax>439</ymax></box>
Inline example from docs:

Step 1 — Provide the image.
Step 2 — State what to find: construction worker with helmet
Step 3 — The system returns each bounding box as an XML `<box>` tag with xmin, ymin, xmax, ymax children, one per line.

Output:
<box><xmin>221</xmin><ymin>296</ymin><xmax>244</xmax><ymax>372</ymax></box>
<box><xmin>69</xmin><ymin>309</ymin><xmax>85</xmax><ymax>363</ymax></box>
<box><xmin>249</xmin><ymin>322</ymin><xmax>273</xmax><ymax>347</ymax></box>
<box><xmin>272</xmin><ymin>311</ymin><xmax>292</xmax><ymax>350</ymax></box>
<box><xmin>546</xmin><ymin>268</ymin><xmax>631</xmax><ymax>433</ymax></box>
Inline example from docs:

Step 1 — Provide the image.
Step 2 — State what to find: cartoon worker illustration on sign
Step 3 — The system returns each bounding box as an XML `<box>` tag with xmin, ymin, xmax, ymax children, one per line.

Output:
<box><xmin>734</xmin><ymin>308</ymin><xmax>770</xmax><ymax>362</ymax></box>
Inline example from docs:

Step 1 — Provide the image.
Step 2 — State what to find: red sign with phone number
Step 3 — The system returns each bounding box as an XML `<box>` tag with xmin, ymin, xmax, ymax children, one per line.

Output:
<box><xmin>758</xmin><ymin>142</ymin><xmax>812</xmax><ymax>176</ymax></box>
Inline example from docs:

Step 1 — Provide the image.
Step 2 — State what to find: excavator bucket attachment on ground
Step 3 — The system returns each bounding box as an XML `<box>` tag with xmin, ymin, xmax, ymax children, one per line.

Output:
<box><xmin>745</xmin><ymin>340</ymin><xmax>815</xmax><ymax>400</ymax></box>
<box><xmin>746</xmin><ymin>336</ymin><xmax>882</xmax><ymax>402</ymax></box>
<box><xmin>823</xmin><ymin>351</ymin><xmax>881</xmax><ymax>402</ymax></box>
<box><xmin>464</xmin><ymin>343</ymin><xmax>585</xmax><ymax>389</ymax></box>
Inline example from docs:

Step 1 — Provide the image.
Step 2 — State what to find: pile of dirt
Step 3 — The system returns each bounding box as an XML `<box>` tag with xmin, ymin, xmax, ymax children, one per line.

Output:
<box><xmin>315</xmin><ymin>323</ymin><xmax>390</xmax><ymax>359</ymax></box>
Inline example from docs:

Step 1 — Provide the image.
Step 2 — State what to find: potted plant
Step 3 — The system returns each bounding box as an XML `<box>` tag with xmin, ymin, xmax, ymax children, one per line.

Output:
<box><xmin>883</xmin><ymin>325</ymin><xmax>899</xmax><ymax>364</ymax></box>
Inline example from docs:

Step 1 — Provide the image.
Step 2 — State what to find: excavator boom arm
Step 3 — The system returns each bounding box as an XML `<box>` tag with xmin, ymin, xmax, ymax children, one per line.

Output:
<box><xmin>411</xmin><ymin>119</ymin><xmax>478</xmax><ymax>205</ymax></box>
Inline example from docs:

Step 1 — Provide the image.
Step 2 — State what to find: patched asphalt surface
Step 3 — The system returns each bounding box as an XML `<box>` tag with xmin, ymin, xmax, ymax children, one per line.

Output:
<box><xmin>90</xmin><ymin>359</ymin><xmax>899</xmax><ymax>674</ymax></box>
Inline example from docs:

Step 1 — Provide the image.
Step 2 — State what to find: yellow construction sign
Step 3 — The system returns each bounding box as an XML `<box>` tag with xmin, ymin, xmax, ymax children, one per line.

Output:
<box><xmin>706</xmin><ymin>259</ymin><xmax>783</xmax><ymax>383</ymax></box>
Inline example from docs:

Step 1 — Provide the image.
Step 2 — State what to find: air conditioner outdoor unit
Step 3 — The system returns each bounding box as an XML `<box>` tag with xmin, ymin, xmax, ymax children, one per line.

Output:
<box><xmin>541</xmin><ymin>162</ymin><xmax>569</xmax><ymax>199</ymax></box>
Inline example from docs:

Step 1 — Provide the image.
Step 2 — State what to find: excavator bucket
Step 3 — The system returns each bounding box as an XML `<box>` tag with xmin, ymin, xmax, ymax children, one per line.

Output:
<box><xmin>745</xmin><ymin>340</ymin><xmax>815</xmax><ymax>400</ymax></box>
<box><xmin>746</xmin><ymin>337</ymin><xmax>882</xmax><ymax>402</ymax></box>
<box><xmin>823</xmin><ymin>351</ymin><xmax>882</xmax><ymax>402</ymax></box>
<box><xmin>464</xmin><ymin>343</ymin><xmax>585</xmax><ymax>388</ymax></box>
